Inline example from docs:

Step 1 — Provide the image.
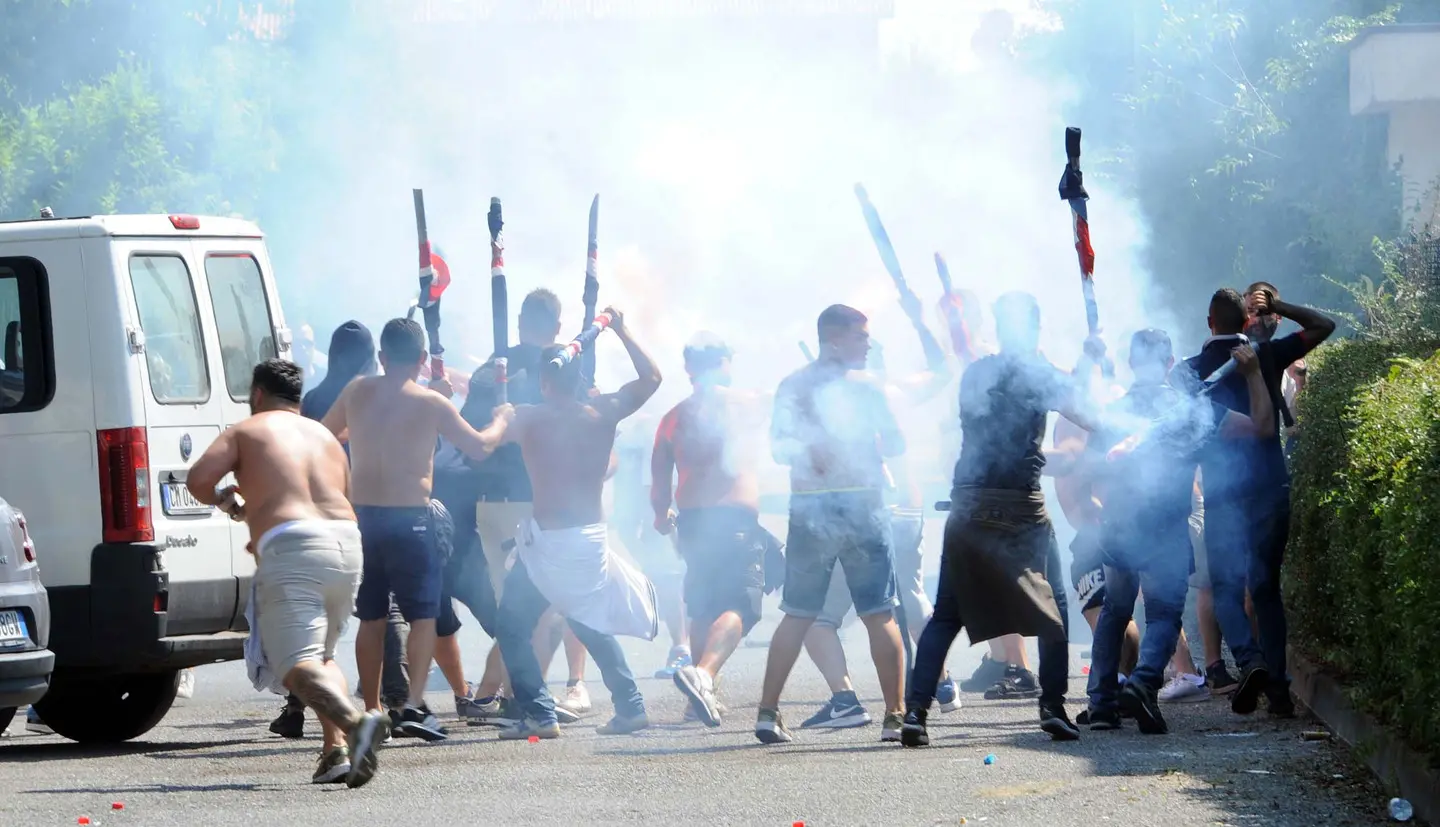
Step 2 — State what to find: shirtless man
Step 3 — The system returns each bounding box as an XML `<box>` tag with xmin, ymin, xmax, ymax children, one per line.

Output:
<box><xmin>186</xmin><ymin>359</ymin><xmax>388</xmax><ymax>788</ymax></box>
<box><xmin>651</xmin><ymin>333</ymin><xmax>770</xmax><ymax>726</ymax></box>
<box><xmin>323</xmin><ymin>318</ymin><xmax>514</xmax><ymax>740</ymax></box>
<box><xmin>490</xmin><ymin>306</ymin><xmax>663</xmax><ymax>740</ymax></box>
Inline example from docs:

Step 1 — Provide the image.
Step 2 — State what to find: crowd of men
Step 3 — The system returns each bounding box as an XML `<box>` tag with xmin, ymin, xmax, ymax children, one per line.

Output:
<box><xmin>185</xmin><ymin>273</ymin><xmax>1332</xmax><ymax>786</ymax></box>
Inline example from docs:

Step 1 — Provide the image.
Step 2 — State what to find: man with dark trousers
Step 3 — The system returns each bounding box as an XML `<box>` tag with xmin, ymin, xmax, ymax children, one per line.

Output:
<box><xmin>1183</xmin><ymin>285</ymin><xmax>1334</xmax><ymax>716</ymax></box>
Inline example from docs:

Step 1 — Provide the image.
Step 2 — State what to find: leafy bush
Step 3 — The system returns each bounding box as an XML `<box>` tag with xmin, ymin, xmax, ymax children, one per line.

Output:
<box><xmin>1289</xmin><ymin>336</ymin><xmax>1440</xmax><ymax>765</ymax></box>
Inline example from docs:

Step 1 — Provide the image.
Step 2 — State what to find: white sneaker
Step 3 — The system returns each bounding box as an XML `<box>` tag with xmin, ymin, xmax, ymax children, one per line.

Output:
<box><xmin>1158</xmin><ymin>673</ymin><xmax>1208</xmax><ymax>703</ymax></box>
<box><xmin>673</xmin><ymin>665</ymin><xmax>722</xmax><ymax>727</ymax></box>
<box><xmin>557</xmin><ymin>682</ymin><xmax>592</xmax><ymax>715</ymax></box>
<box><xmin>176</xmin><ymin>668</ymin><xmax>196</xmax><ymax>699</ymax></box>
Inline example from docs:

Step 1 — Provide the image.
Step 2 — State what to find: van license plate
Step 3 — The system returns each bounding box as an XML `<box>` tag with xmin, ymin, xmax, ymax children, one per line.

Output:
<box><xmin>161</xmin><ymin>482</ymin><xmax>213</xmax><ymax>516</ymax></box>
<box><xmin>0</xmin><ymin>610</ymin><xmax>27</xmax><ymax>647</ymax></box>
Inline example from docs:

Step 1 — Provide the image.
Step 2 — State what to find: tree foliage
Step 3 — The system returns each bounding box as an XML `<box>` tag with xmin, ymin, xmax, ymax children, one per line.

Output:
<box><xmin>1026</xmin><ymin>0</ymin><xmax>1437</xmax><ymax>337</ymax></box>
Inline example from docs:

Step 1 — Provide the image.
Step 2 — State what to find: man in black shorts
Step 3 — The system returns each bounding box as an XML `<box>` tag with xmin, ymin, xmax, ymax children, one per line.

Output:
<box><xmin>651</xmin><ymin>334</ymin><xmax>771</xmax><ymax>726</ymax></box>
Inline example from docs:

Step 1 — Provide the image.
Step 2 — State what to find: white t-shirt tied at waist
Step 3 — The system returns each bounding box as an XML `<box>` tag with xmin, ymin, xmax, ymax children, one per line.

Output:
<box><xmin>516</xmin><ymin>519</ymin><xmax>659</xmax><ymax>640</ymax></box>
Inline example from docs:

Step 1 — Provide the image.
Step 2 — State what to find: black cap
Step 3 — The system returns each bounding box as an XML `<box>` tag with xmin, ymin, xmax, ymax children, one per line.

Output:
<box><xmin>326</xmin><ymin>320</ymin><xmax>375</xmax><ymax>380</ymax></box>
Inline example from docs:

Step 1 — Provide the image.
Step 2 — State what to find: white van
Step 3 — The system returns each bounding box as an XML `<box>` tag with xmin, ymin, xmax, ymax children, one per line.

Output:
<box><xmin>0</xmin><ymin>213</ymin><xmax>289</xmax><ymax>742</ymax></box>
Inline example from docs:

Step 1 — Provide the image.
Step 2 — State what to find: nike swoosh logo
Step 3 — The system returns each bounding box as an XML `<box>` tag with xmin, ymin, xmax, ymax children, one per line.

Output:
<box><xmin>828</xmin><ymin>705</ymin><xmax>860</xmax><ymax>719</ymax></box>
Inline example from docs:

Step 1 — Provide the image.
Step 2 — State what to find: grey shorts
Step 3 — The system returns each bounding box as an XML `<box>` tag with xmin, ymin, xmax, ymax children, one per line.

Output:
<box><xmin>254</xmin><ymin>520</ymin><xmax>363</xmax><ymax>678</ymax></box>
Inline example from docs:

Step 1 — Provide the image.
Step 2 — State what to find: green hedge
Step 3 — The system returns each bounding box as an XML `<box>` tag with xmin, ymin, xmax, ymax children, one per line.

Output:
<box><xmin>1289</xmin><ymin>337</ymin><xmax>1440</xmax><ymax>766</ymax></box>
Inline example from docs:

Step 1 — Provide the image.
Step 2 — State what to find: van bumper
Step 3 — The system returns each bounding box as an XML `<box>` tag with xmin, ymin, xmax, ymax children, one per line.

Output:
<box><xmin>0</xmin><ymin>648</ymin><xmax>54</xmax><ymax>707</ymax></box>
<box><xmin>47</xmin><ymin>543</ymin><xmax>245</xmax><ymax>674</ymax></box>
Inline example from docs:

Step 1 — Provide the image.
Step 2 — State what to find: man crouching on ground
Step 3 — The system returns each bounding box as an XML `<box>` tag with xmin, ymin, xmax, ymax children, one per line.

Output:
<box><xmin>186</xmin><ymin>359</ymin><xmax>388</xmax><ymax>788</ymax></box>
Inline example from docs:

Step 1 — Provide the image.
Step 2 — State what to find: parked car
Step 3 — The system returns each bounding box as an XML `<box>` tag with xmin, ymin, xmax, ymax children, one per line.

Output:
<box><xmin>0</xmin><ymin>495</ymin><xmax>53</xmax><ymax>733</ymax></box>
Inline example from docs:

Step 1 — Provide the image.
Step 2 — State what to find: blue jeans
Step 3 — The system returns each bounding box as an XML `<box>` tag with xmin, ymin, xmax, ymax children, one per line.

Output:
<box><xmin>1087</xmin><ymin>519</ymin><xmax>1191</xmax><ymax>713</ymax></box>
<box><xmin>1200</xmin><ymin>497</ymin><xmax>1263</xmax><ymax>671</ymax></box>
<box><xmin>908</xmin><ymin>504</ymin><xmax>1071</xmax><ymax>710</ymax></box>
<box><xmin>781</xmin><ymin>491</ymin><xmax>896</xmax><ymax>619</ymax></box>
<box><xmin>1249</xmin><ymin>488</ymin><xmax>1291</xmax><ymax>698</ymax></box>
<box><xmin>495</xmin><ymin>558</ymin><xmax>644</xmax><ymax>724</ymax></box>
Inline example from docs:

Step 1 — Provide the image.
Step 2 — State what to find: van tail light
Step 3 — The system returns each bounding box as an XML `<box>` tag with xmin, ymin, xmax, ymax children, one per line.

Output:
<box><xmin>168</xmin><ymin>214</ymin><xmax>200</xmax><ymax>230</ymax></box>
<box><xmin>15</xmin><ymin>513</ymin><xmax>34</xmax><ymax>563</ymax></box>
<box><xmin>98</xmin><ymin>427</ymin><xmax>153</xmax><ymax>543</ymax></box>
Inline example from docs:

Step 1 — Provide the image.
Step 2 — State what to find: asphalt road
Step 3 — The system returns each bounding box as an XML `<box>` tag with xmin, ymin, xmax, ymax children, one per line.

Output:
<box><xmin>0</xmin><ymin>595</ymin><xmax>1405</xmax><ymax>827</ymax></box>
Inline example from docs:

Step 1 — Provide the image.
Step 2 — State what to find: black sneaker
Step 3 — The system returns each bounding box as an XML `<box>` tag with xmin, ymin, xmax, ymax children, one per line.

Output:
<box><xmin>1118</xmin><ymin>681</ymin><xmax>1168</xmax><ymax>735</ymax></box>
<box><xmin>269</xmin><ymin>700</ymin><xmax>305</xmax><ymax>739</ymax></box>
<box><xmin>1086</xmin><ymin>707</ymin><xmax>1122</xmax><ymax>731</ymax></box>
<box><xmin>900</xmin><ymin>708</ymin><xmax>929</xmax><ymax>748</ymax></box>
<box><xmin>1206</xmin><ymin>661</ymin><xmax>1239</xmax><ymax>696</ymax></box>
<box><xmin>396</xmin><ymin>703</ymin><xmax>449</xmax><ymax>741</ymax></box>
<box><xmin>1231</xmin><ymin>665</ymin><xmax>1269</xmax><ymax>716</ymax></box>
<box><xmin>961</xmin><ymin>655</ymin><xmax>1009</xmax><ymax>692</ymax></box>
<box><xmin>799</xmin><ymin>693</ymin><xmax>871</xmax><ymax>729</ymax></box>
<box><xmin>1039</xmin><ymin>703</ymin><xmax>1080</xmax><ymax>741</ymax></box>
<box><xmin>984</xmin><ymin>667</ymin><xmax>1041</xmax><ymax>700</ymax></box>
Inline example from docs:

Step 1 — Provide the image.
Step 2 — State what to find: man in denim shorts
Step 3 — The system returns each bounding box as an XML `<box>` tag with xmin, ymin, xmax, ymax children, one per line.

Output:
<box><xmin>755</xmin><ymin>304</ymin><xmax>908</xmax><ymax>745</ymax></box>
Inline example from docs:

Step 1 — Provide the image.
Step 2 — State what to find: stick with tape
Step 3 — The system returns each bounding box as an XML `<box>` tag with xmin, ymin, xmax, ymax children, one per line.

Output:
<box><xmin>581</xmin><ymin>195</ymin><xmax>600</xmax><ymax>390</ymax></box>
<box><xmin>1058</xmin><ymin>128</ymin><xmax>1114</xmax><ymax>378</ymax></box>
<box><xmin>551</xmin><ymin>311</ymin><xmax>613</xmax><ymax>372</ymax></box>
<box><xmin>493</xmin><ymin>356</ymin><xmax>508</xmax><ymax>405</ymax></box>
<box><xmin>413</xmin><ymin>188</ymin><xmax>447</xmax><ymax>381</ymax></box>
<box><xmin>854</xmin><ymin>183</ymin><xmax>947</xmax><ymax>373</ymax></box>
<box><xmin>933</xmin><ymin>252</ymin><xmax>976</xmax><ymax>365</ymax></box>
<box><xmin>798</xmin><ymin>341</ymin><xmax>815</xmax><ymax>362</ymax></box>
<box><xmin>489</xmin><ymin>197</ymin><xmax>507</xmax><ymax>356</ymax></box>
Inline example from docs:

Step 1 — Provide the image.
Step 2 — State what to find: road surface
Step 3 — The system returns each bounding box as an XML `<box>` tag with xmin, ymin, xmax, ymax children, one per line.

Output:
<box><xmin>0</xmin><ymin>595</ymin><xmax>1400</xmax><ymax>827</ymax></box>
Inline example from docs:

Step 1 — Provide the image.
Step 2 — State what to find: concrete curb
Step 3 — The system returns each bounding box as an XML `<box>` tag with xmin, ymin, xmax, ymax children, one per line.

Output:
<box><xmin>1289</xmin><ymin>646</ymin><xmax>1440</xmax><ymax>824</ymax></box>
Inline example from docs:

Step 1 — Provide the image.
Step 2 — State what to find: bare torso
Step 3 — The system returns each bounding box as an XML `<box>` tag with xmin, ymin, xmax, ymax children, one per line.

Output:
<box><xmin>232</xmin><ymin>411</ymin><xmax>356</xmax><ymax>543</ymax></box>
<box><xmin>664</xmin><ymin>387</ymin><xmax>765</xmax><ymax>512</ymax></box>
<box><xmin>1052</xmin><ymin>415</ymin><xmax>1098</xmax><ymax>527</ymax></box>
<box><xmin>342</xmin><ymin>377</ymin><xmax>442</xmax><ymax>507</ymax></box>
<box><xmin>515</xmin><ymin>401</ymin><xmax>618</xmax><ymax>529</ymax></box>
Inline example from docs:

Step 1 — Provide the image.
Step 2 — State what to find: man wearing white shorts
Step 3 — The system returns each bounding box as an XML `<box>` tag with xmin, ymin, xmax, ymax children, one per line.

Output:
<box><xmin>187</xmin><ymin>359</ymin><xmax>388</xmax><ymax>787</ymax></box>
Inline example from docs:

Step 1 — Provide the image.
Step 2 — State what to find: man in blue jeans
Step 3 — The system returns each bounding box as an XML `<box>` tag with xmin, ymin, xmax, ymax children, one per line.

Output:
<box><xmin>489</xmin><ymin>306</ymin><xmax>663</xmax><ymax>740</ymax></box>
<box><xmin>1184</xmin><ymin>286</ymin><xmax>1334</xmax><ymax>716</ymax></box>
<box><xmin>1085</xmin><ymin>330</ymin><xmax>1272</xmax><ymax>734</ymax></box>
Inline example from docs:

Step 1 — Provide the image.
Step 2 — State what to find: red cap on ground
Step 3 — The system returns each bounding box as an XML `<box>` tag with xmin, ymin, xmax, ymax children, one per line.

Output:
<box><xmin>113</xmin><ymin>802</ymin><xmax>125</xmax><ymax>810</ymax></box>
<box><xmin>527</xmin><ymin>735</ymin><xmax>539</xmax><ymax>744</ymax></box>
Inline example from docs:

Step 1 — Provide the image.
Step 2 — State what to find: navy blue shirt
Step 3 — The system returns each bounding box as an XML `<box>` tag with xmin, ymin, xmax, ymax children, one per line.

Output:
<box><xmin>952</xmin><ymin>353</ymin><xmax>1071</xmax><ymax>492</ymax></box>
<box><xmin>461</xmin><ymin>343</ymin><xmax>546</xmax><ymax>501</ymax></box>
<box><xmin>1184</xmin><ymin>331</ymin><xmax>1314</xmax><ymax>498</ymax></box>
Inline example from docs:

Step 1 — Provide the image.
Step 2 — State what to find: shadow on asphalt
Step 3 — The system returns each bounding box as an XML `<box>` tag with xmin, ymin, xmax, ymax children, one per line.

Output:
<box><xmin>170</xmin><ymin>716</ymin><xmax>271</xmax><ymax>731</ymax></box>
<box><xmin>25</xmin><ymin>782</ymin><xmax>273</xmax><ymax>795</ymax></box>
<box><xmin>0</xmin><ymin>737</ymin><xmax>253</xmax><ymax>764</ymax></box>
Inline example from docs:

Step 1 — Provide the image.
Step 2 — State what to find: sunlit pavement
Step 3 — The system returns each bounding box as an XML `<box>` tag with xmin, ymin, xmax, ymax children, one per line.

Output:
<box><xmin>0</xmin><ymin>591</ymin><xmax>1393</xmax><ymax>827</ymax></box>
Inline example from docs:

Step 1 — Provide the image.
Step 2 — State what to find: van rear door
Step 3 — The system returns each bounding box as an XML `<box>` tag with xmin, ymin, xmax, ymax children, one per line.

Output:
<box><xmin>118</xmin><ymin>244</ymin><xmax>237</xmax><ymax>635</ymax></box>
<box><xmin>192</xmin><ymin>240</ymin><xmax>286</xmax><ymax>621</ymax></box>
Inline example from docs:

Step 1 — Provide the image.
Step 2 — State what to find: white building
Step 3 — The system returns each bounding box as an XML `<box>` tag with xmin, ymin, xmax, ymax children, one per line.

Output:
<box><xmin>1350</xmin><ymin>23</ymin><xmax>1440</xmax><ymax>227</ymax></box>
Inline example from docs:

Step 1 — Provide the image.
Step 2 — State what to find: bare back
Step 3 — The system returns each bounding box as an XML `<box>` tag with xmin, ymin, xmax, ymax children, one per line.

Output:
<box><xmin>664</xmin><ymin>387</ymin><xmax>765</xmax><ymax>512</ymax></box>
<box><xmin>514</xmin><ymin>401</ymin><xmax>620</xmax><ymax>530</ymax></box>
<box><xmin>340</xmin><ymin>376</ymin><xmax>443</xmax><ymax>507</ymax></box>
<box><xmin>233</xmin><ymin>411</ymin><xmax>355</xmax><ymax>542</ymax></box>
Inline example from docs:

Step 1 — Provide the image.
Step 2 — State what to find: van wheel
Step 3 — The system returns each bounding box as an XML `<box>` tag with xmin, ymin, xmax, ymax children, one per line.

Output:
<box><xmin>0</xmin><ymin>706</ymin><xmax>14</xmax><ymax>733</ymax></box>
<box><xmin>33</xmin><ymin>670</ymin><xmax>179</xmax><ymax>743</ymax></box>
